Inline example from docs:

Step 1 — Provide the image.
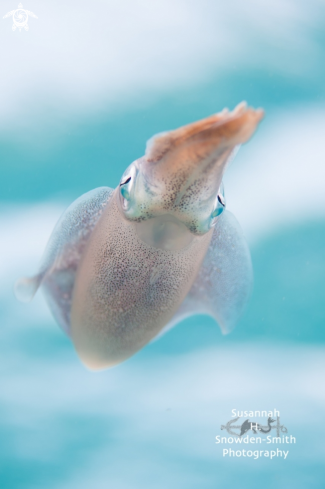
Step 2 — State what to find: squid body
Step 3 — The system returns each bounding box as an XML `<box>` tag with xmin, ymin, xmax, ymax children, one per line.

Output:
<box><xmin>15</xmin><ymin>102</ymin><xmax>264</xmax><ymax>370</ymax></box>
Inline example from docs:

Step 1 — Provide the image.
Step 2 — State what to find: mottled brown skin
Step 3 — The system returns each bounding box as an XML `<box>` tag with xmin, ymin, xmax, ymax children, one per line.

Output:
<box><xmin>70</xmin><ymin>103</ymin><xmax>263</xmax><ymax>369</ymax></box>
<box><xmin>71</xmin><ymin>194</ymin><xmax>212</xmax><ymax>369</ymax></box>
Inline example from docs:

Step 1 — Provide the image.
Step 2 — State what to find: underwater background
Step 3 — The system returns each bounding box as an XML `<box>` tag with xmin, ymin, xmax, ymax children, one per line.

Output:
<box><xmin>1</xmin><ymin>0</ymin><xmax>325</xmax><ymax>487</ymax></box>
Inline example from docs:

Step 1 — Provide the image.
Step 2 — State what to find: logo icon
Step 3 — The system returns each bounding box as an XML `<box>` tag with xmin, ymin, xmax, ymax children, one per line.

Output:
<box><xmin>3</xmin><ymin>3</ymin><xmax>38</xmax><ymax>31</ymax></box>
<box><xmin>221</xmin><ymin>416</ymin><xmax>288</xmax><ymax>437</ymax></box>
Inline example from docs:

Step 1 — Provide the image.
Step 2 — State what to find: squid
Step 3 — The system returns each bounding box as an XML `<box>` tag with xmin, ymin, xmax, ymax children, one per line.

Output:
<box><xmin>15</xmin><ymin>102</ymin><xmax>264</xmax><ymax>370</ymax></box>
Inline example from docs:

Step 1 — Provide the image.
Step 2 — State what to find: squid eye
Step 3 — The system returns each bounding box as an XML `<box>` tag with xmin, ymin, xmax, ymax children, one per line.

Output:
<box><xmin>217</xmin><ymin>193</ymin><xmax>226</xmax><ymax>207</ymax></box>
<box><xmin>118</xmin><ymin>163</ymin><xmax>138</xmax><ymax>212</ymax></box>
<box><xmin>210</xmin><ymin>183</ymin><xmax>226</xmax><ymax>224</ymax></box>
<box><xmin>120</xmin><ymin>186</ymin><xmax>130</xmax><ymax>201</ymax></box>
<box><xmin>119</xmin><ymin>176</ymin><xmax>132</xmax><ymax>202</ymax></box>
<box><xmin>211</xmin><ymin>205</ymin><xmax>223</xmax><ymax>219</ymax></box>
<box><xmin>120</xmin><ymin>176</ymin><xmax>131</xmax><ymax>186</ymax></box>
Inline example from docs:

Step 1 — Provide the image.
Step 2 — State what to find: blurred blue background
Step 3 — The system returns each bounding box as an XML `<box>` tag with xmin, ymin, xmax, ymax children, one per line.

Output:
<box><xmin>0</xmin><ymin>1</ymin><xmax>325</xmax><ymax>487</ymax></box>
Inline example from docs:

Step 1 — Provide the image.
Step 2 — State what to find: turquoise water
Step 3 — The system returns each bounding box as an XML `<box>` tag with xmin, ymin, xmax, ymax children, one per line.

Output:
<box><xmin>1</xmin><ymin>1</ymin><xmax>325</xmax><ymax>487</ymax></box>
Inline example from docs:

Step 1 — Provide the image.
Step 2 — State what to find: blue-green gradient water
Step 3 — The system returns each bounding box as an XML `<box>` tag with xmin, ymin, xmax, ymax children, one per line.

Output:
<box><xmin>1</xmin><ymin>1</ymin><xmax>325</xmax><ymax>488</ymax></box>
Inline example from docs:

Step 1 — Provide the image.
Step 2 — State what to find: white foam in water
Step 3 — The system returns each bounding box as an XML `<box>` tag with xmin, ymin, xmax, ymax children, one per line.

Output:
<box><xmin>0</xmin><ymin>0</ymin><xmax>323</xmax><ymax>123</ymax></box>
<box><xmin>0</xmin><ymin>204</ymin><xmax>64</xmax><ymax>286</ymax></box>
<box><xmin>1</xmin><ymin>343</ymin><xmax>324</xmax><ymax>487</ymax></box>
<box><xmin>225</xmin><ymin>105</ymin><xmax>325</xmax><ymax>242</ymax></box>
